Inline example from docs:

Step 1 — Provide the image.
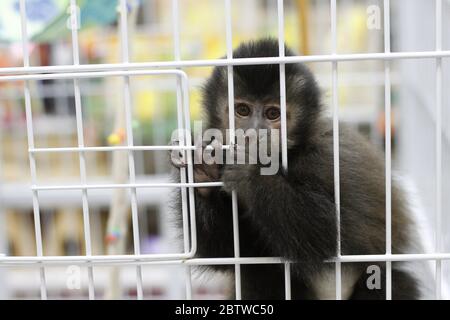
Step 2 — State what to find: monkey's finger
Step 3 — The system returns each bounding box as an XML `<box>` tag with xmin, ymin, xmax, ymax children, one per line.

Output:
<box><xmin>170</xmin><ymin>151</ymin><xmax>187</xmax><ymax>168</ymax></box>
<box><xmin>193</xmin><ymin>168</ymin><xmax>214</xmax><ymax>197</ymax></box>
<box><xmin>194</xmin><ymin>162</ymin><xmax>221</xmax><ymax>181</ymax></box>
<box><xmin>168</xmin><ymin>138</ymin><xmax>188</xmax><ymax>168</ymax></box>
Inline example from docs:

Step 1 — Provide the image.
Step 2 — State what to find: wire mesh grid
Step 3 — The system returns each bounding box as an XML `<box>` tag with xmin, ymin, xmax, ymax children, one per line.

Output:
<box><xmin>0</xmin><ymin>0</ymin><xmax>448</xmax><ymax>300</ymax></box>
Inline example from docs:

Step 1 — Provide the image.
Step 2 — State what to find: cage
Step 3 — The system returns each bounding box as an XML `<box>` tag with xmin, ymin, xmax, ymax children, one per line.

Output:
<box><xmin>0</xmin><ymin>0</ymin><xmax>449</xmax><ymax>300</ymax></box>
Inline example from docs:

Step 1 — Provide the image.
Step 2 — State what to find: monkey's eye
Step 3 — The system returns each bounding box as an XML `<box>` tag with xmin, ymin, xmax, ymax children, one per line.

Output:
<box><xmin>235</xmin><ymin>103</ymin><xmax>251</xmax><ymax>117</ymax></box>
<box><xmin>265</xmin><ymin>107</ymin><xmax>281</xmax><ymax>120</ymax></box>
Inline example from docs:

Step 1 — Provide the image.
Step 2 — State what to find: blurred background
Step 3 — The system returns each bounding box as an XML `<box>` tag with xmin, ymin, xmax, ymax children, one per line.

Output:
<box><xmin>0</xmin><ymin>0</ymin><xmax>449</xmax><ymax>299</ymax></box>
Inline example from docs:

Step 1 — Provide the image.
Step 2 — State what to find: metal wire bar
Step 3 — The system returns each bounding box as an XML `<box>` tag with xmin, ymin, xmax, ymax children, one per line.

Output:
<box><xmin>384</xmin><ymin>0</ymin><xmax>392</xmax><ymax>300</ymax></box>
<box><xmin>2</xmin><ymin>253</ymin><xmax>450</xmax><ymax>268</ymax></box>
<box><xmin>69</xmin><ymin>0</ymin><xmax>95</xmax><ymax>300</ymax></box>
<box><xmin>0</xmin><ymin>69</ymin><xmax>189</xmax><ymax>82</ymax></box>
<box><xmin>224</xmin><ymin>0</ymin><xmax>242</xmax><ymax>301</ymax></box>
<box><xmin>330</xmin><ymin>0</ymin><xmax>342</xmax><ymax>300</ymax></box>
<box><xmin>31</xmin><ymin>182</ymin><xmax>223</xmax><ymax>191</ymax></box>
<box><xmin>119</xmin><ymin>0</ymin><xmax>143</xmax><ymax>298</ymax></box>
<box><xmin>171</xmin><ymin>0</ymin><xmax>193</xmax><ymax>300</ymax></box>
<box><xmin>2</xmin><ymin>51</ymin><xmax>450</xmax><ymax>77</ymax></box>
<box><xmin>435</xmin><ymin>0</ymin><xmax>443</xmax><ymax>300</ymax></box>
<box><xmin>277</xmin><ymin>0</ymin><xmax>288</xmax><ymax>172</ymax></box>
<box><xmin>29</xmin><ymin>145</ymin><xmax>231</xmax><ymax>153</ymax></box>
<box><xmin>284</xmin><ymin>262</ymin><xmax>291</xmax><ymax>300</ymax></box>
<box><xmin>277</xmin><ymin>0</ymin><xmax>292</xmax><ymax>300</ymax></box>
<box><xmin>19</xmin><ymin>0</ymin><xmax>47</xmax><ymax>300</ymax></box>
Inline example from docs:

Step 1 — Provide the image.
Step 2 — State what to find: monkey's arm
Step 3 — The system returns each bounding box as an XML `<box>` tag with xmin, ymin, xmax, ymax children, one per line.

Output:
<box><xmin>170</xmin><ymin>147</ymin><xmax>237</xmax><ymax>261</ymax></box>
<box><xmin>193</xmin><ymin>188</ymin><xmax>237</xmax><ymax>259</ymax></box>
<box><xmin>222</xmin><ymin>166</ymin><xmax>337</xmax><ymax>270</ymax></box>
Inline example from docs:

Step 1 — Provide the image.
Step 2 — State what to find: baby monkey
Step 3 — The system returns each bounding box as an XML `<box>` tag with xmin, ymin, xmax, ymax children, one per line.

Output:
<box><xmin>171</xmin><ymin>39</ymin><xmax>421</xmax><ymax>299</ymax></box>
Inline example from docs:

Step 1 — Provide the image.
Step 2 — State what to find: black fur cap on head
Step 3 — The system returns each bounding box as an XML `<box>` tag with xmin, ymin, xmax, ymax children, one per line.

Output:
<box><xmin>202</xmin><ymin>38</ymin><xmax>322</xmax><ymax>150</ymax></box>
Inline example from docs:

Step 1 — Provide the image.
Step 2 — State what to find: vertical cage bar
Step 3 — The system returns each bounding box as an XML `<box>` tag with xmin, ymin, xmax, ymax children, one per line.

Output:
<box><xmin>277</xmin><ymin>0</ymin><xmax>288</xmax><ymax>171</ymax></box>
<box><xmin>225</xmin><ymin>0</ymin><xmax>242</xmax><ymax>300</ymax></box>
<box><xmin>277</xmin><ymin>0</ymin><xmax>291</xmax><ymax>301</ymax></box>
<box><xmin>181</xmin><ymin>67</ymin><xmax>197</xmax><ymax>301</ymax></box>
<box><xmin>0</xmin><ymin>141</ymin><xmax>5</xmax><ymax>298</ymax></box>
<box><xmin>69</xmin><ymin>0</ymin><xmax>95</xmax><ymax>300</ymax></box>
<box><xmin>330</xmin><ymin>0</ymin><xmax>342</xmax><ymax>300</ymax></box>
<box><xmin>119</xmin><ymin>0</ymin><xmax>143</xmax><ymax>300</ymax></box>
<box><xmin>435</xmin><ymin>0</ymin><xmax>443</xmax><ymax>300</ymax></box>
<box><xmin>19</xmin><ymin>0</ymin><xmax>47</xmax><ymax>300</ymax></box>
<box><xmin>184</xmin><ymin>267</ymin><xmax>192</xmax><ymax>300</ymax></box>
<box><xmin>284</xmin><ymin>262</ymin><xmax>291</xmax><ymax>300</ymax></box>
<box><xmin>383</xmin><ymin>0</ymin><xmax>392</xmax><ymax>300</ymax></box>
<box><xmin>0</xmin><ymin>202</ymin><xmax>5</xmax><ymax>298</ymax></box>
<box><xmin>171</xmin><ymin>0</ymin><xmax>192</xmax><ymax>299</ymax></box>
<box><xmin>232</xmin><ymin>189</ymin><xmax>241</xmax><ymax>299</ymax></box>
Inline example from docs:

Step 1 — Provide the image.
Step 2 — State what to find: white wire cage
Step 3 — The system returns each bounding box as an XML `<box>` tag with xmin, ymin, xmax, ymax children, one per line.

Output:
<box><xmin>0</xmin><ymin>0</ymin><xmax>449</xmax><ymax>300</ymax></box>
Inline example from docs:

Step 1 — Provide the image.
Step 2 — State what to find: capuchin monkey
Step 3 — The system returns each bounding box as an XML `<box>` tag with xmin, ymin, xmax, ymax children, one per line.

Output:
<box><xmin>171</xmin><ymin>39</ymin><xmax>423</xmax><ymax>299</ymax></box>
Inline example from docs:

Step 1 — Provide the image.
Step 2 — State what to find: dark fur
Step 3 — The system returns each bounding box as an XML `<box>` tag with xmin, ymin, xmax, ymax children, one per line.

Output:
<box><xmin>172</xmin><ymin>39</ymin><xmax>419</xmax><ymax>299</ymax></box>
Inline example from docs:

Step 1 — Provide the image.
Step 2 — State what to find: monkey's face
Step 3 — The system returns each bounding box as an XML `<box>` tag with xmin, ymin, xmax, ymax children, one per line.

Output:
<box><xmin>214</xmin><ymin>79</ymin><xmax>307</xmax><ymax>149</ymax></box>
<box><xmin>232</xmin><ymin>99</ymin><xmax>281</xmax><ymax>132</ymax></box>
<box><xmin>203</xmin><ymin>40</ymin><xmax>321</xmax><ymax>150</ymax></box>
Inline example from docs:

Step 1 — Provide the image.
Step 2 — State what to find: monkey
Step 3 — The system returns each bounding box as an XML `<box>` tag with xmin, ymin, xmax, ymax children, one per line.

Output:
<box><xmin>170</xmin><ymin>38</ymin><xmax>423</xmax><ymax>299</ymax></box>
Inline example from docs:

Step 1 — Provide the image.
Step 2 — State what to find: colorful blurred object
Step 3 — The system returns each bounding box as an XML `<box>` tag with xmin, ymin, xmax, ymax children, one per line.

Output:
<box><xmin>0</xmin><ymin>0</ymin><xmax>119</xmax><ymax>43</ymax></box>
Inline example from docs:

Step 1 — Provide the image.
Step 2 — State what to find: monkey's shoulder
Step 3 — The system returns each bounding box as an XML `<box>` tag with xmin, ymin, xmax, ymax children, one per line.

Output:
<box><xmin>289</xmin><ymin>120</ymin><xmax>385</xmax><ymax>184</ymax></box>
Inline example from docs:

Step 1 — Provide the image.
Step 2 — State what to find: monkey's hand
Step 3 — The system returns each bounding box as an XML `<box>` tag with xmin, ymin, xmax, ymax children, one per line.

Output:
<box><xmin>222</xmin><ymin>164</ymin><xmax>254</xmax><ymax>195</ymax></box>
<box><xmin>222</xmin><ymin>142</ymin><xmax>258</xmax><ymax>195</ymax></box>
<box><xmin>169</xmin><ymin>138</ymin><xmax>187</xmax><ymax>169</ymax></box>
<box><xmin>169</xmin><ymin>137</ymin><xmax>221</xmax><ymax>197</ymax></box>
